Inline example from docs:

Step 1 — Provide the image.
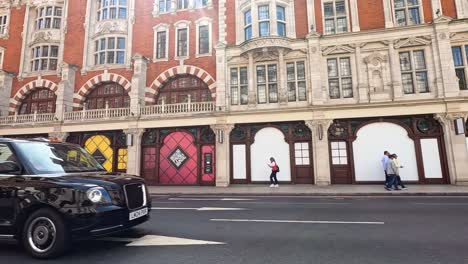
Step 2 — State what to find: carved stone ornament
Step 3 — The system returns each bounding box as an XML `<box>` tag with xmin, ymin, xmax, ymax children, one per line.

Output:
<box><xmin>364</xmin><ymin>52</ymin><xmax>388</xmax><ymax>65</ymax></box>
<box><xmin>393</xmin><ymin>36</ymin><xmax>431</xmax><ymax>49</ymax></box>
<box><xmin>240</xmin><ymin>37</ymin><xmax>292</xmax><ymax>55</ymax></box>
<box><xmin>93</xmin><ymin>20</ymin><xmax>128</xmax><ymax>37</ymax></box>
<box><xmin>321</xmin><ymin>45</ymin><xmax>355</xmax><ymax>56</ymax></box>
<box><xmin>29</xmin><ymin>30</ymin><xmax>60</xmax><ymax>46</ymax></box>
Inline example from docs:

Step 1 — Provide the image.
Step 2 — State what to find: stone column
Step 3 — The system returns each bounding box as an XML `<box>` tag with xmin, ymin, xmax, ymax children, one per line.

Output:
<box><xmin>307</xmin><ymin>32</ymin><xmax>324</xmax><ymax>105</ymax></box>
<box><xmin>278</xmin><ymin>49</ymin><xmax>287</xmax><ymax>105</ymax></box>
<box><xmin>349</xmin><ymin>0</ymin><xmax>360</xmax><ymax>32</ymax></box>
<box><xmin>124</xmin><ymin>128</ymin><xmax>146</xmax><ymax>176</ymax></box>
<box><xmin>49</xmin><ymin>131</ymin><xmax>69</xmax><ymax>142</ymax></box>
<box><xmin>0</xmin><ymin>70</ymin><xmax>14</xmax><ymax>116</ymax></box>
<box><xmin>435</xmin><ymin>113</ymin><xmax>468</xmax><ymax>185</ymax></box>
<box><xmin>388</xmin><ymin>41</ymin><xmax>403</xmax><ymax>99</ymax></box>
<box><xmin>56</xmin><ymin>63</ymin><xmax>77</xmax><ymax>120</ymax></box>
<box><xmin>247</xmin><ymin>53</ymin><xmax>257</xmax><ymax>107</ymax></box>
<box><xmin>215</xmin><ymin>43</ymin><xmax>227</xmax><ymax>111</ymax></box>
<box><xmin>432</xmin><ymin>18</ymin><xmax>459</xmax><ymax>98</ymax></box>
<box><xmin>211</xmin><ymin>124</ymin><xmax>234</xmax><ymax>187</ymax></box>
<box><xmin>306</xmin><ymin>119</ymin><xmax>333</xmax><ymax>186</ymax></box>
<box><xmin>355</xmin><ymin>45</ymin><xmax>368</xmax><ymax>103</ymax></box>
<box><xmin>382</xmin><ymin>0</ymin><xmax>394</xmax><ymax>28</ymax></box>
<box><xmin>130</xmin><ymin>54</ymin><xmax>149</xmax><ymax>115</ymax></box>
<box><xmin>306</xmin><ymin>0</ymin><xmax>316</xmax><ymax>32</ymax></box>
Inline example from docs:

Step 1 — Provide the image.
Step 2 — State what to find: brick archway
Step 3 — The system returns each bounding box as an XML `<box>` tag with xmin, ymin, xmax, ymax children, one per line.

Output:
<box><xmin>74</xmin><ymin>73</ymin><xmax>131</xmax><ymax>108</ymax></box>
<box><xmin>9</xmin><ymin>79</ymin><xmax>59</xmax><ymax>113</ymax></box>
<box><xmin>146</xmin><ymin>65</ymin><xmax>216</xmax><ymax>104</ymax></box>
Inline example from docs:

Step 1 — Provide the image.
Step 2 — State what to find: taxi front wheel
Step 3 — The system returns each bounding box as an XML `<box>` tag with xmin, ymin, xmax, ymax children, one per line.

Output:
<box><xmin>22</xmin><ymin>208</ymin><xmax>70</xmax><ymax>259</ymax></box>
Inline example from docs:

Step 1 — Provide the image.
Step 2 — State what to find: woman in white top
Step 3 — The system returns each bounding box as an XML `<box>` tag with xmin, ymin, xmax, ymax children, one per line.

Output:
<box><xmin>268</xmin><ymin>157</ymin><xmax>279</xmax><ymax>187</ymax></box>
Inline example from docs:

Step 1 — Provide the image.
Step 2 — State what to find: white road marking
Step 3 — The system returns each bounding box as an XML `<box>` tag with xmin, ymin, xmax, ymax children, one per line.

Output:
<box><xmin>412</xmin><ymin>203</ymin><xmax>468</xmax><ymax>206</ymax></box>
<box><xmin>152</xmin><ymin>207</ymin><xmax>248</xmax><ymax>211</ymax></box>
<box><xmin>100</xmin><ymin>235</ymin><xmax>224</xmax><ymax>246</ymax></box>
<box><xmin>210</xmin><ymin>219</ymin><xmax>384</xmax><ymax>225</ymax></box>
<box><xmin>169</xmin><ymin>198</ymin><xmax>255</xmax><ymax>201</ymax></box>
<box><xmin>235</xmin><ymin>201</ymin><xmax>350</xmax><ymax>205</ymax></box>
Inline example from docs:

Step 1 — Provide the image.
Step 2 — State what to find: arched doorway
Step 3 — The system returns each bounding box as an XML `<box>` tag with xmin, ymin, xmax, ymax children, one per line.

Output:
<box><xmin>18</xmin><ymin>88</ymin><xmax>56</xmax><ymax>114</ymax></box>
<box><xmin>353</xmin><ymin>122</ymin><xmax>418</xmax><ymax>182</ymax></box>
<box><xmin>141</xmin><ymin>127</ymin><xmax>216</xmax><ymax>185</ymax></box>
<box><xmin>250</xmin><ymin>127</ymin><xmax>291</xmax><ymax>182</ymax></box>
<box><xmin>67</xmin><ymin>131</ymin><xmax>128</xmax><ymax>173</ymax></box>
<box><xmin>85</xmin><ymin>82</ymin><xmax>130</xmax><ymax>109</ymax></box>
<box><xmin>155</xmin><ymin>75</ymin><xmax>212</xmax><ymax>104</ymax></box>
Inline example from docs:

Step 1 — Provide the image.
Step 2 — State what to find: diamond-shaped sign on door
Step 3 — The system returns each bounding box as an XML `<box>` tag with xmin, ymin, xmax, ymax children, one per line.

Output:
<box><xmin>92</xmin><ymin>149</ymin><xmax>107</xmax><ymax>165</ymax></box>
<box><xmin>169</xmin><ymin>147</ymin><xmax>189</xmax><ymax>169</ymax></box>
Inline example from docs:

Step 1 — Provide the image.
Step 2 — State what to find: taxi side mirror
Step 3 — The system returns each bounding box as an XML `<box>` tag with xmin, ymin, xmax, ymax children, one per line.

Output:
<box><xmin>0</xmin><ymin>161</ymin><xmax>21</xmax><ymax>174</ymax></box>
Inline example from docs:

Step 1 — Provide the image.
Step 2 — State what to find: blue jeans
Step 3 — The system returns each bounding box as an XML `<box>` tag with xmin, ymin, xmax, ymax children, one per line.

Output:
<box><xmin>270</xmin><ymin>171</ymin><xmax>278</xmax><ymax>185</ymax></box>
<box><xmin>386</xmin><ymin>174</ymin><xmax>398</xmax><ymax>189</ymax></box>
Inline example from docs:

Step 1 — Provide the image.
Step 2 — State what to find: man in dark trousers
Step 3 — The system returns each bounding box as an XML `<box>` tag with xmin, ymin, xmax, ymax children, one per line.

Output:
<box><xmin>385</xmin><ymin>154</ymin><xmax>401</xmax><ymax>191</ymax></box>
<box><xmin>381</xmin><ymin>151</ymin><xmax>390</xmax><ymax>186</ymax></box>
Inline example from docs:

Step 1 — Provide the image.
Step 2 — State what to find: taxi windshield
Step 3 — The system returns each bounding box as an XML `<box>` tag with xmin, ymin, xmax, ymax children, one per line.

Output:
<box><xmin>15</xmin><ymin>142</ymin><xmax>106</xmax><ymax>174</ymax></box>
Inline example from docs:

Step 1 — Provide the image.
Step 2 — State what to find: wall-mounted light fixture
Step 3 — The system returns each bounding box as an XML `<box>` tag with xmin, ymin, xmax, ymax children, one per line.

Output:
<box><xmin>217</xmin><ymin>129</ymin><xmax>224</xmax><ymax>144</ymax></box>
<box><xmin>126</xmin><ymin>134</ymin><xmax>134</xmax><ymax>146</ymax></box>
<box><xmin>454</xmin><ymin>118</ymin><xmax>466</xmax><ymax>135</ymax></box>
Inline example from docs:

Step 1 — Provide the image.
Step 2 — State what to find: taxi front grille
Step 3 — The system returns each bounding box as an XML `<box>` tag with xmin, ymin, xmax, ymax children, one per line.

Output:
<box><xmin>123</xmin><ymin>183</ymin><xmax>145</xmax><ymax>210</ymax></box>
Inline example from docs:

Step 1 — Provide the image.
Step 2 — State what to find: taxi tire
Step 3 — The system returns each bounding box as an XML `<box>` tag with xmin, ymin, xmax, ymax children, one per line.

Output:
<box><xmin>22</xmin><ymin>208</ymin><xmax>70</xmax><ymax>259</ymax></box>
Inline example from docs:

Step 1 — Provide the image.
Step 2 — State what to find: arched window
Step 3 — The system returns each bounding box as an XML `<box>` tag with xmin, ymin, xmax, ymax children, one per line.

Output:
<box><xmin>85</xmin><ymin>83</ymin><xmax>130</xmax><ymax>109</ymax></box>
<box><xmin>155</xmin><ymin>75</ymin><xmax>212</xmax><ymax>104</ymax></box>
<box><xmin>19</xmin><ymin>88</ymin><xmax>56</xmax><ymax>114</ymax></box>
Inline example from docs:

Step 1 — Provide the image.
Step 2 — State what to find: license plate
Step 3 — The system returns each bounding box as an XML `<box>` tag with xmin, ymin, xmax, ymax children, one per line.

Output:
<box><xmin>129</xmin><ymin>207</ymin><xmax>148</xmax><ymax>221</ymax></box>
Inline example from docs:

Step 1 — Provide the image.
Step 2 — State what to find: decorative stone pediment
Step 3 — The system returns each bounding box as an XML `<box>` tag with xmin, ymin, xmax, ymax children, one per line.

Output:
<box><xmin>93</xmin><ymin>20</ymin><xmax>128</xmax><ymax>38</ymax></box>
<box><xmin>0</xmin><ymin>0</ymin><xmax>24</xmax><ymax>8</ymax></box>
<box><xmin>364</xmin><ymin>51</ymin><xmax>388</xmax><ymax>65</ymax></box>
<box><xmin>321</xmin><ymin>45</ymin><xmax>355</xmax><ymax>56</ymax></box>
<box><xmin>28</xmin><ymin>0</ymin><xmax>64</xmax><ymax>7</ymax></box>
<box><xmin>394</xmin><ymin>36</ymin><xmax>431</xmax><ymax>49</ymax></box>
<box><xmin>450</xmin><ymin>31</ymin><xmax>468</xmax><ymax>42</ymax></box>
<box><xmin>252</xmin><ymin>50</ymin><xmax>279</xmax><ymax>62</ymax></box>
<box><xmin>29</xmin><ymin>30</ymin><xmax>60</xmax><ymax>46</ymax></box>
<box><xmin>240</xmin><ymin>37</ymin><xmax>292</xmax><ymax>55</ymax></box>
<box><xmin>360</xmin><ymin>41</ymin><xmax>389</xmax><ymax>51</ymax></box>
<box><xmin>433</xmin><ymin>15</ymin><xmax>453</xmax><ymax>24</ymax></box>
<box><xmin>284</xmin><ymin>49</ymin><xmax>307</xmax><ymax>60</ymax></box>
<box><xmin>226</xmin><ymin>56</ymin><xmax>248</xmax><ymax>64</ymax></box>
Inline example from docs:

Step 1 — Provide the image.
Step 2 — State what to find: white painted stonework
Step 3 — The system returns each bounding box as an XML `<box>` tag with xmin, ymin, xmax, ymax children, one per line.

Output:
<box><xmin>420</xmin><ymin>138</ymin><xmax>443</xmax><ymax>179</ymax></box>
<box><xmin>250</xmin><ymin>127</ymin><xmax>291</xmax><ymax>182</ymax></box>
<box><xmin>353</xmin><ymin>122</ymin><xmax>419</xmax><ymax>182</ymax></box>
<box><xmin>233</xmin><ymin>144</ymin><xmax>247</xmax><ymax>180</ymax></box>
<box><xmin>466</xmin><ymin>137</ymin><xmax>468</xmax><ymax>154</ymax></box>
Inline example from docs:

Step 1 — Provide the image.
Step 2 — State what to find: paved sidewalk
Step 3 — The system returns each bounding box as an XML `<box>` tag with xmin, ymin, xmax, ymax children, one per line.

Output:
<box><xmin>148</xmin><ymin>184</ymin><xmax>468</xmax><ymax>196</ymax></box>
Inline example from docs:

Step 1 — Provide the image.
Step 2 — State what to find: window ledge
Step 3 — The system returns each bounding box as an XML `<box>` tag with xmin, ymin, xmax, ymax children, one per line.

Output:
<box><xmin>20</xmin><ymin>70</ymin><xmax>59</xmax><ymax>79</ymax></box>
<box><xmin>86</xmin><ymin>64</ymin><xmax>128</xmax><ymax>72</ymax></box>
<box><xmin>175</xmin><ymin>56</ymin><xmax>189</xmax><ymax>61</ymax></box>
<box><xmin>195</xmin><ymin>53</ymin><xmax>212</xmax><ymax>58</ymax></box>
<box><xmin>153</xmin><ymin>58</ymin><xmax>169</xmax><ymax>63</ymax></box>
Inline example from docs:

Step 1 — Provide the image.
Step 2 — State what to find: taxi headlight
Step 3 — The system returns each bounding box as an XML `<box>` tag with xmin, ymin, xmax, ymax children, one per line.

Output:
<box><xmin>86</xmin><ymin>187</ymin><xmax>112</xmax><ymax>204</ymax></box>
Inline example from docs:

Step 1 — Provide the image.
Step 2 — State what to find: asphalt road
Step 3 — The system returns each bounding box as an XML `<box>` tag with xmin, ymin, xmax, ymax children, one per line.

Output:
<box><xmin>1</xmin><ymin>196</ymin><xmax>468</xmax><ymax>264</ymax></box>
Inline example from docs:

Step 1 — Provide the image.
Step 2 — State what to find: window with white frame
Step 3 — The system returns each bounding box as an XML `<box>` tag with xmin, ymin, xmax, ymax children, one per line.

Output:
<box><xmin>331</xmin><ymin>141</ymin><xmax>348</xmax><ymax>165</ymax></box>
<box><xmin>287</xmin><ymin>61</ymin><xmax>307</xmax><ymax>102</ymax></box>
<box><xmin>94</xmin><ymin>37</ymin><xmax>126</xmax><ymax>65</ymax></box>
<box><xmin>177</xmin><ymin>0</ymin><xmax>189</xmax><ymax>10</ymax></box>
<box><xmin>294</xmin><ymin>142</ymin><xmax>310</xmax><ymax>165</ymax></box>
<box><xmin>244</xmin><ymin>9</ymin><xmax>252</xmax><ymax>41</ymax></box>
<box><xmin>36</xmin><ymin>6</ymin><xmax>62</xmax><ymax>30</ymax></box>
<box><xmin>198</xmin><ymin>24</ymin><xmax>210</xmax><ymax>55</ymax></box>
<box><xmin>177</xmin><ymin>28</ymin><xmax>188</xmax><ymax>57</ymax></box>
<box><xmin>30</xmin><ymin>45</ymin><xmax>59</xmax><ymax>71</ymax></box>
<box><xmin>230</xmin><ymin>67</ymin><xmax>248</xmax><ymax>105</ymax></box>
<box><xmin>327</xmin><ymin>57</ymin><xmax>353</xmax><ymax>99</ymax></box>
<box><xmin>0</xmin><ymin>14</ymin><xmax>8</xmax><ymax>36</ymax></box>
<box><xmin>158</xmin><ymin>0</ymin><xmax>172</xmax><ymax>13</ymax></box>
<box><xmin>394</xmin><ymin>0</ymin><xmax>421</xmax><ymax>26</ymax></box>
<box><xmin>256</xmin><ymin>64</ymin><xmax>278</xmax><ymax>103</ymax></box>
<box><xmin>97</xmin><ymin>0</ymin><xmax>127</xmax><ymax>21</ymax></box>
<box><xmin>194</xmin><ymin>0</ymin><xmax>208</xmax><ymax>8</ymax></box>
<box><xmin>452</xmin><ymin>46</ymin><xmax>468</xmax><ymax>90</ymax></box>
<box><xmin>258</xmin><ymin>5</ymin><xmax>270</xmax><ymax>37</ymax></box>
<box><xmin>323</xmin><ymin>0</ymin><xmax>348</xmax><ymax>35</ymax></box>
<box><xmin>276</xmin><ymin>6</ymin><xmax>286</xmax><ymax>37</ymax></box>
<box><xmin>399</xmin><ymin>50</ymin><xmax>428</xmax><ymax>94</ymax></box>
<box><xmin>156</xmin><ymin>31</ymin><xmax>167</xmax><ymax>59</ymax></box>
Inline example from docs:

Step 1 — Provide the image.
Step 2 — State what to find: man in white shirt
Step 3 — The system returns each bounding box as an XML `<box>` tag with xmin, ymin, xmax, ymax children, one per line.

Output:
<box><xmin>381</xmin><ymin>151</ymin><xmax>390</xmax><ymax>185</ymax></box>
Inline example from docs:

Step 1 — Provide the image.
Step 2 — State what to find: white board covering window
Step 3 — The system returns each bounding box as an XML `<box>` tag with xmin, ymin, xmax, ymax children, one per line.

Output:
<box><xmin>420</xmin><ymin>138</ymin><xmax>443</xmax><ymax>179</ymax></box>
<box><xmin>233</xmin><ymin>144</ymin><xmax>247</xmax><ymax>180</ymax></box>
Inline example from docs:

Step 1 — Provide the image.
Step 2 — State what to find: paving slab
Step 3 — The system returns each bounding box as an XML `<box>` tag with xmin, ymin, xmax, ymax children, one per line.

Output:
<box><xmin>148</xmin><ymin>184</ymin><xmax>468</xmax><ymax>196</ymax></box>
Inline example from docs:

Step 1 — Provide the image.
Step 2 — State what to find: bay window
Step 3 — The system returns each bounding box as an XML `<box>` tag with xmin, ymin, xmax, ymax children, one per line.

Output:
<box><xmin>258</xmin><ymin>5</ymin><xmax>270</xmax><ymax>37</ymax></box>
<box><xmin>277</xmin><ymin>6</ymin><xmax>286</xmax><ymax>37</ymax></box>
<box><xmin>36</xmin><ymin>6</ymin><xmax>62</xmax><ymax>30</ymax></box>
<box><xmin>30</xmin><ymin>45</ymin><xmax>59</xmax><ymax>71</ymax></box>
<box><xmin>244</xmin><ymin>10</ymin><xmax>252</xmax><ymax>40</ymax></box>
<box><xmin>94</xmin><ymin>37</ymin><xmax>126</xmax><ymax>65</ymax></box>
<box><xmin>97</xmin><ymin>0</ymin><xmax>127</xmax><ymax>21</ymax></box>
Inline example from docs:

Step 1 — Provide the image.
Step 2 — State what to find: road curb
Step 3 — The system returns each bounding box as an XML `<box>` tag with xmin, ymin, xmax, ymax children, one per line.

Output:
<box><xmin>149</xmin><ymin>192</ymin><xmax>468</xmax><ymax>197</ymax></box>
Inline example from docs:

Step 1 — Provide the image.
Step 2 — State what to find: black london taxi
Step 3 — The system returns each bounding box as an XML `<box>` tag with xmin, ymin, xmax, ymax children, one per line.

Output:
<box><xmin>0</xmin><ymin>138</ymin><xmax>151</xmax><ymax>258</ymax></box>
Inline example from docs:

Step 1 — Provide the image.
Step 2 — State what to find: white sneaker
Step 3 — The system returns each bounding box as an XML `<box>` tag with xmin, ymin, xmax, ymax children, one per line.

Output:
<box><xmin>270</xmin><ymin>184</ymin><xmax>275</xmax><ymax>187</ymax></box>
<box><xmin>274</xmin><ymin>184</ymin><xmax>279</xmax><ymax>188</ymax></box>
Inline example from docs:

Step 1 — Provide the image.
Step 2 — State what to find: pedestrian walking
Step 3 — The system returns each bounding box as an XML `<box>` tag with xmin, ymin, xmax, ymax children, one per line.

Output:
<box><xmin>268</xmin><ymin>157</ymin><xmax>279</xmax><ymax>188</ymax></box>
<box><xmin>385</xmin><ymin>154</ymin><xmax>401</xmax><ymax>191</ymax></box>
<box><xmin>393</xmin><ymin>153</ymin><xmax>407</xmax><ymax>189</ymax></box>
<box><xmin>381</xmin><ymin>151</ymin><xmax>390</xmax><ymax>185</ymax></box>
